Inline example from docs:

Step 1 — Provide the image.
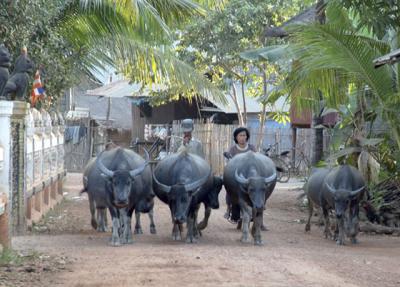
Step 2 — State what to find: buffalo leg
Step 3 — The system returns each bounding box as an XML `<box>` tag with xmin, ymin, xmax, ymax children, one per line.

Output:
<box><xmin>251</xmin><ymin>208</ymin><xmax>264</xmax><ymax>245</ymax></box>
<box><xmin>88</xmin><ymin>194</ymin><xmax>97</xmax><ymax>230</ymax></box>
<box><xmin>109</xmin><ymin>207</ymin><xmax>122</xmax><ymax>246</ymax></box>
<box><xmin>224</xmin><ymin>193</ymin><xmax>231</xmax><ymax>219</ymax></box>
<box><xmin>336</xmin><ymin>215</ymin><xmax>345</xmax><ymax>245</ymax></box>
<box><xmin>198</xmin><ymin>205</ymin><xmax>211</xmax><ymax>231</ymax></box>
<box><xmin>239</xmin><ymin>202</ymin><xmax>252</xmax><ymax>243</ymax></box>
<box><xmin>305</xmin><ymin>195</ymin><xmax>313</xmax><ymax>232</ymax></box>
<box><xmin>120</xmin><ymin>208</ymin><xmax>134</xmax><ymax>244</ymax></box>
<box><xmin>148</xmin><ymin>208</ymin><xmax>157</xmax><ymax>234</ymax></box>
<box><xmin>348</xmin><ymin>203</ymin><xmax>360</xmax><ymax>244</ymax></box>
<box><xmin>96</xmin><ymin>208</ymin><xmax>108</xmax><ymax>232</ymax></box>
<box><xmin>193</xmin><ymin>204</ymin><xmax>202</xmax><ymax>238</ymax></box>
<box><xmin>322</xmin><ymin>206</ymin><xmax>332</xmax><ymax>239</ymax></box>
<box><xmin>260</xmin><ymin>216</ymin><xmax>268</xmax><ymax>231</ymax></box>
<box><xmin>186</xmin><ymin>210</ymin><xmax>198</xmax><ymax>244</ymax></box>
<box><xmin>172</xmin><ymin>223</ymin><xmax>182</xmax><ymax>241</ymax></box>
<box><xmin>134</xmin><ymin>211</ymin><xmax>143</xmax><ymax>234</ymax></box>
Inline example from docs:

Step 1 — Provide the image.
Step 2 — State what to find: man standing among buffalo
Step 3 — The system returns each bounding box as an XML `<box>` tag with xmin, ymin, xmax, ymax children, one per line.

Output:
<box><xmin>173</xmin><ymin>118</ymin><xmax>205</xmax><ymax>158</ymax></box>
<box><xmin>224</xmin><ymin>127</ymin><xmax>256</xmax><ymax>224</ymax></box>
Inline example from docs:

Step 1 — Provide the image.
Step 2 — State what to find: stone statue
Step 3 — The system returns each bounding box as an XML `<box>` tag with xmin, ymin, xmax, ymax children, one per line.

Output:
<box><xmin>2</xmin><ymin>50</ymin><xmax>34</xmax><ymax>101</ymax></box>
<box><xmin>0</xmin><ymin>44</ymin><xmax>11</xmax><ymax>100</ymax></box>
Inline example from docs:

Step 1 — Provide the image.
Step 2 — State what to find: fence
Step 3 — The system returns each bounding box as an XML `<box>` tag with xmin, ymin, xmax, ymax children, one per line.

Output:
<box><xmin>0</xmin><ymin>101</ymin><xmax>66</xmax><ymax>248</ymax></box>
<box><xmin>171</xmin><ymin>120</ymin><xmax>331</xmax><ymax>175</ymax></box>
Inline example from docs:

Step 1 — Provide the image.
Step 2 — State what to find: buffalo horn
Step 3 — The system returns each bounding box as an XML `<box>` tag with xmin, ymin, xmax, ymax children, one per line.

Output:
<box><xmin>153</xmin><ymin>173</ymin><xmax>171</xmax><ymax>193</ymax></box>
<box><xmin>264</xmin><ymin>170</ymin><xmax>277</xmax><ymax>183</ymax></box>
<box><xmin>350</xmin><ymin>185</ymin><xmax>365</xmax><ymax>196</ymax></box>
<box><xmin>129</xmin><ymin>148</ymin><xmax>150</xmax><ymax>178</ymax></box>
<box><xmin>184</xmin><ymin>170</ymin><xmax>211</xmax><ymax>192</ymax></box>
<box><xmin>96</xmin><ymin>151</ymin><xmax>114</xmax><ymax>177</ymax></box>
<box><xmin>326</xmin><ymin>182</ymin><xmax>336</xmax><ymax>194</ymax></box>
<box><xmin>235</xmin><ymin>169</ymin><xmax>249</xmax><ymax>185</ymax></box>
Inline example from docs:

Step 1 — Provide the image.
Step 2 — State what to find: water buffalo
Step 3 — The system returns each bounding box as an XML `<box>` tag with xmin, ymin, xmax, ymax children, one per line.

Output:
<box><xmin>305</xmin><ymin>165</ymin><xmax>365</xmax><ymax>245</ymax></box>
<box><xmin>82</xmin><ymin>147</ymin><xmax>152</xmax><ymax>246</ymax></box>
<box><xmin>196</xmin><ymin>175</ymin><xmax>224</xmax><ymax>232</ymax></box>
<box><xmin>224</xmin><ymin>151</ymin><xmax>277</xmax><ymax>245</ymax></box>
<box><xmin>152</xmin><ymin>149</ymin><xmax>211</xmax><ymax>243</ymax></box>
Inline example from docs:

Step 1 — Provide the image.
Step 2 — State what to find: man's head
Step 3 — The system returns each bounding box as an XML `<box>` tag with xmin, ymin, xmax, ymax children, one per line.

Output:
<box><xmin>182</xmin><ymin>119</ymin><xmax>194</xmax><ymax>133</ymax></box>
<box><xmin>182</xmin><ymin>119</ymin><xmax>194</xmax><ymax>142</ymax></box>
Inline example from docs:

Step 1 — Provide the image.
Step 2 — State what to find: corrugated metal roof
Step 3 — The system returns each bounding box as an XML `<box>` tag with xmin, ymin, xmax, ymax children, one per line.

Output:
<box><xmin>86</xmin><ymin>80</ymin><xmax>141</xmax><ymax>98</ymax></box>
<box><xmin>207</xmin><ymin>94</ymin><xmax>288</xmax><ymax>114</ymax></box>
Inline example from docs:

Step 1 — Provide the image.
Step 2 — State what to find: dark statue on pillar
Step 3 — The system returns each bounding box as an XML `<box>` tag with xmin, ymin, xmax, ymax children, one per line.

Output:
<box><xmin>0</xmin><ymin>46</ymin><xmax>34</xmax><ymax>101</ymax></box>
<box><xmin>0</xmin><ymin>43</ymin><xmax>11</xmax><ymax>100</ymax></box>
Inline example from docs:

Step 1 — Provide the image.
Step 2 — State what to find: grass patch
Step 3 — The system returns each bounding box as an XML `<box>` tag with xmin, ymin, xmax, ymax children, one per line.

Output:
<box><xmin>0</xmin><ymin>248</ymin><xmax>24</xmax><ymax>266</ymax></box>
<box><xmin>0</xmin><ymin>248</ymin><xmax>41</xmax><ymax>267</ymax></box>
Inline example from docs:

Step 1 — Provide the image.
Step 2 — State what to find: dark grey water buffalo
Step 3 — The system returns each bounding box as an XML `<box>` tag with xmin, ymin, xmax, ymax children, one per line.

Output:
<box><xmin>196</xmin><ymin>175</ymin><xmax>224</xmax><ymax>232</ymax></box>
<box><xmin>153</xmin><ymin>149</ymin><xmax>211</xmax><ymax>243</ymax></box>
<box><xmin>305</xmin><ymin>165</ymin><xmax>365</xmax><ymax>245</ymax></box>
<box><xmin>82</xmin><ymin>147</ymin><xmax>152</xmax><ymax>246</ymax></box>
<box><xmin>133</xmin><ymin>192</ymin><xmax>157</xmax><ymax>234</ymax></box>
<box><xmin>223</xmin><ymin>151</ymin><xmax>277</xmax><ymax>245</ymax></box>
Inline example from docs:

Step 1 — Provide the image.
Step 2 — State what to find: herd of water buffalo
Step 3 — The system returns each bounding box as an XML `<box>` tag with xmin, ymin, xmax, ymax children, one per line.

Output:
<box><xmin>81</xmin><ymin>146</ymin><xmax>367</xmax><ymax>246</ymax></box>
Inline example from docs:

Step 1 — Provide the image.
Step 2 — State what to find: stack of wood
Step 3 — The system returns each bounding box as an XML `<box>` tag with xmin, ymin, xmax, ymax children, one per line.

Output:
<box><xmin>360</xmin><ymin>178</ymin><xmax>400</xmax><ymax>235</ymax></box>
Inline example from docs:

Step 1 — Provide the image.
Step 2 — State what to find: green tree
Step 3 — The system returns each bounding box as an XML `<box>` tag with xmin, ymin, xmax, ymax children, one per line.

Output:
<box><xmin>286</xmin><ymin>2</ymin><xmax>399</xmax><ymax>175</ymax></box>
<box><xmin>0</xmin><ymin>0</ymin><xmax>227</xmax><ymax>107</ymax></box>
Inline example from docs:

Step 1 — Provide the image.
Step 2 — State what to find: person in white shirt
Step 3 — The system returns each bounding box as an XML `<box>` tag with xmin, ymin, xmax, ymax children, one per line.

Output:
<box><xmin>176</xmin><ymin>119</ymin><xmax>205</xmax><ymax>158</ymax></box>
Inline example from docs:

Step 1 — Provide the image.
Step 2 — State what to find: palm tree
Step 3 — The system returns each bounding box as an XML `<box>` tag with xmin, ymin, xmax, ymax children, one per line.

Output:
<box><xmin>55</xmin><ymin>0</ymin><xmax>226</xmax><ymax>103</ymax></box>
<box><xmin>286</xmin><ymin>2</ymin><xmax>399</xmax><ymax>153</ymax></box>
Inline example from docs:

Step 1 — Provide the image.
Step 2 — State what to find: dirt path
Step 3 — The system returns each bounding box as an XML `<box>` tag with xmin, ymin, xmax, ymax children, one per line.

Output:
<box><xmin>6</xmin><ymin>173</ymin><xmax>400</xmax><ymax>287</ymax></box>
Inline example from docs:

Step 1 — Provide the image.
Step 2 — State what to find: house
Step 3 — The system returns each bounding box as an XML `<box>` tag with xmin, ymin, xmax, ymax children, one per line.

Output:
<box><xmin>74</xmin><ymin>80</ymin><xmax>139</xmax><ymax>147</ymax></box>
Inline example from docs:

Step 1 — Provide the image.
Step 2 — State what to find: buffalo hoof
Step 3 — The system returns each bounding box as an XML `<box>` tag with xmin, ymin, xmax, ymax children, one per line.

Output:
<box><xmin>109</xmin><ymin>239</ymin><xmax>122</xmax><ymax>247</ymax></box>
<box><xmin>350</xmin><ymin>237</ymin><xmax>358</xmax><ymax>244</ymax></box>
<box><xmin>172</xmin><ymin>233</ymin><xmax>182</xmax><ymax>241</ymax></box>
<box><xmin>186</xmin><ymin>236</ymin><xmax>198</xmax><ymax>244</ymax></box>
<box><xmin>134</xmin><ymin>227</ymin><xmax>143</xmax><ymax>235</ymax></box>
<box><xmin>236</xmin><ymin>220</ymin><xmax>242</xmax><ymax>230</ymax></box>
<box><xmin>240</xmin><ymin>235</ymin><xmax>251</xmax><ymax>244</ymax></box>
<box><xmin>254</xmin><ymin>239</ymin><xmax>264</xmax><ymax>246</ymax></box>
<box><xmin>91</xmin><ymin>219</ymin><xmax>98</xmax><ymax>230</ymax></box>
<box><xmin>197</xmin><ymin>220</ymin><xmax>207</xmax><ymax>230</ymax></box>
<box><xmin>261</xmin><ymin>224</ymin><xmax>269</xmax><ymax>231</ymax></box>
<box><xmin>150</xmin><ymin>226</ymin><xmax>157</xmax><ymax>234</ymax></box>
<box><xmin>305</xmin><ymin>223</ymin><xmax>310</xmax><ymax>232</ymax></box>
<box><xmin>336</xmin><ymin>239</ymin><xmax>345</xmax><ymax>246</ymax></box>
<box><xmin>97</xmin><ymin>224</ymin><xmax>108</xmax><ymax>232</ymax></box>
<box><xmin>123</xmin><ymin>238</ymin><xmax>134</xmax><ymax>245</ymax></box>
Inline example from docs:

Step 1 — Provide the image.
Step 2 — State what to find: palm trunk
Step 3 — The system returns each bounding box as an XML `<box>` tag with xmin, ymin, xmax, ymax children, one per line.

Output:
<box><xmin>311</xmin><ymin>0</ymin><xmax>326</xmax><ymax>166</ymax></box>
<box><xmin>240</xmin><ymin>79</ymin><xmax>247</xmax><ymax>126</ymax></box>
<box><xmin>231</xmin><ymin>83</ymin><xmax>244</xmax><ymax>126</ymax></box>
<box><xmin>256</xmin><ymin>66</ymin><xmax>268</xmax><ymax>150</ymax></box>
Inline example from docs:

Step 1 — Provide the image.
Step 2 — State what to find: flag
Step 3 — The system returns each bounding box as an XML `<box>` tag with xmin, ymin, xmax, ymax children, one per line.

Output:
<box><xmin>31</xmin><ymin>70</ymin><xmax>45</xmax><ymax>106</ymax></box>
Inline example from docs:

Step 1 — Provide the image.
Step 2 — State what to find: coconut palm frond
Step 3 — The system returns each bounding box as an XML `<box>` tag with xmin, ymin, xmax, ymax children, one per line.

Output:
<box><xmin>85</xmin><ymin>35</ymin><xmax>226</xmax><ymax>104</ymax></box>
<box><xmin>75</xmin><ymin>0</ymin><xmax>204</xmax><ymax>38</ymax></box>
<box><xmin>288</xmin><ymin>23</ymin><xmax>393</xmax><ymax>104</ymax></box>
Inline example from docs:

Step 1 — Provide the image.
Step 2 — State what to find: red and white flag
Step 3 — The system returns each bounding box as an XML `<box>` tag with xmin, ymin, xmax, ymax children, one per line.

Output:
<box><xmin>31</xmin><ymin>70</ymin><xmax>45</xmax><ymax>106</ymax></box>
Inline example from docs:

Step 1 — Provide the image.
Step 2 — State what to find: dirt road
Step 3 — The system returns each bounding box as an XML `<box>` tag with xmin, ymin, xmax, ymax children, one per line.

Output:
<box><xmin>6</xmin><ymin>173</ymin><xmax>400</xmax><ymax>287</ymax></box>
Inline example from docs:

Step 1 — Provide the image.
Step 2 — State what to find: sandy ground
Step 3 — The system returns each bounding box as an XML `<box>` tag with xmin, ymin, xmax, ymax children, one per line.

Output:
<box><xmin>4</xmin><ymin>173</ymin><xmax>400</xmax><ymax>287</ymax></box>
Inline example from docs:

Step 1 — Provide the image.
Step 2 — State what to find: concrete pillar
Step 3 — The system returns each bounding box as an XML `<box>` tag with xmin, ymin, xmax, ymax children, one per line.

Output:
<box><xmin>0</xmin><ymin>101</ymin><xmax>29</xmax><ymax>246</ymax></box>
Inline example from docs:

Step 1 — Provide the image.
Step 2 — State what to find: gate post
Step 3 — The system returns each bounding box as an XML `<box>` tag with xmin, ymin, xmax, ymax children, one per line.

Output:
<box><xmin>0</xmin><ymin>101</ymin><xmax>29</xmax><ymax>248</ymax></box>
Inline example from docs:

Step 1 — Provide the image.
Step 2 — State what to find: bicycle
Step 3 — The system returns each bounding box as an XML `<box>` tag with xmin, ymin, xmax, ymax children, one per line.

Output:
<box><xmin>263</xmin><ymin>143</ymin><xmax>291</xmax><ymax>183</ymax></box>
<box><xmin>291</xmin><ymin>147</ymin><xmax>311</xmax><ymax>179</ymax></box>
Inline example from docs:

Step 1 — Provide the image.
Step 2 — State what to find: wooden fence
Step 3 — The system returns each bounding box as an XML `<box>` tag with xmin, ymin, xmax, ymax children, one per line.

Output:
<box><xmin>172</xmin><ymin>120</ymin><xmax>331</xmax><ymax>175</ymax></box>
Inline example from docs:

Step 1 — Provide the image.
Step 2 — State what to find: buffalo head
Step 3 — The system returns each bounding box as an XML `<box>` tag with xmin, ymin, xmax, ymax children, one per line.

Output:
<box><xmin>235</xmin><ymin>169</ymin><xmax>276</xmax><ymax>210</ymax></box>
<box><xmin>96</xmin><ymin>149</ymin><xmax>149</xmax><ymax>208</ymax></box>
<box><xmin>153</xmin><ymin>172</ymin><xmax>210</xmax><ymax>224</ymax></box>
<box><xmin>325</xmin><ymin>183</ymin><xmax>364</xmax><ymax>219</ymax></box>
